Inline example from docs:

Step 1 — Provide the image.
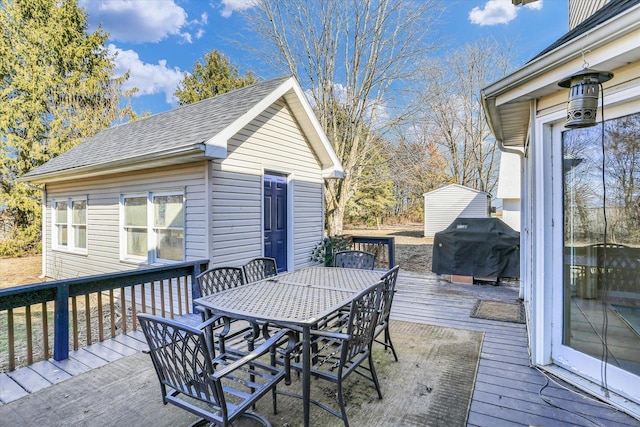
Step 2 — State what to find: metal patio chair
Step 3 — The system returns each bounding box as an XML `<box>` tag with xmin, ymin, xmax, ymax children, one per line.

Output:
<box><xmin>283</xmin><ymin>281</ymin><xmax>384</xmax><ymax>426</ymax></box>
<box><xmin>334</xmin><ymin>250</ymin><xmax>375</xmax><ymax>270</ymax></box>
<box><xmin>374</xmin><ymin>265</ymin><xmax>400</xmax><ymax>361</ymax></box>
<box><xmin>196</xmin><ymin>266</ymin><xmax>253</xmax><ymax>351</ymax></box>
<box><xmin>138</xmin><ymin>313</ymin><xmax>293</xmax><ymax>427</ymax></box>
<box><xmin>196</xmin><ymin>266</ymin><xmax>245</xmax><ymax>296</ymax></box>
<box><xmin>243</xmin><ymin>257</ymin><xmax>278</xmax><ymax>283</ymax></box>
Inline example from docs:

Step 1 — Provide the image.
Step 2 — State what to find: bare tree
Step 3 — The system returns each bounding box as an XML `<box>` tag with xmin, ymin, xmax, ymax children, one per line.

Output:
<box><xmin>245</xmin><ymin>0</ymin><xmax>440</xmax><ymax>234</ymax></box>
<box><xmin>412</xmin><ymin>37</ymin><xmax>515</xmax><ymax>194</ymax></box>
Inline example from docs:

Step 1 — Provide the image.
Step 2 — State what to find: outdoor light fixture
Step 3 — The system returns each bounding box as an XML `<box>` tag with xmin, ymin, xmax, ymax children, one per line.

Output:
<box><xmin>558</xmin><ymin>69</ymin><xmax>613</xmax><ymax>128</ymax></box>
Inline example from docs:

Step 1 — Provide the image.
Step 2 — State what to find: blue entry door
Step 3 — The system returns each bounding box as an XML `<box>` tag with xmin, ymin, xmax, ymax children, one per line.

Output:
<box><xmin>263</xmin><ymin>173</ymin><xmax>287</xmax><ymax>272</ymax></box>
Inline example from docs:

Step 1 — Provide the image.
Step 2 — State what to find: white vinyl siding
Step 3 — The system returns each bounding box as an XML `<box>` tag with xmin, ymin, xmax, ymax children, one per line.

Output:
<box><xmin>210</xmin><ymin>99</ymin><xmax>324</xmax><ymax>269</ymax></box>
<box><xmin>44</xmin><ymin>163</ymin><xmax>207</xmax><ymax>279</ymax></box>
<box><xmin>423</xmin><ymin>184</ymin><xmax>490</xmax><ymax>237</ymax></box>
<box><xmin>501</xmin><ymin>199</ymin><xmax>521</xmax><ymax>232</ymax></box>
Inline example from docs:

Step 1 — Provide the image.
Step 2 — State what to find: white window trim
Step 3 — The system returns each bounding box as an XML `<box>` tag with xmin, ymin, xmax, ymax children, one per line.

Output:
<box><xmin>51</xmin><ymin>197</ymin><xmax>88</xmax><ymax>255</ymax></box>
<box><xmin>119</xmin><ymin>190</ymin><xmax>185</xmax><ymax>265</ymax></box>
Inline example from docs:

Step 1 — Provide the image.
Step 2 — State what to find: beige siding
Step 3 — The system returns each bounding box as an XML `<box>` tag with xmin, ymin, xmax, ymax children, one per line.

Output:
<box><xmin>209</xmin><ymin>99</ymin><xmax>324</xmax><ymax>269</ymax></box>
<box><xmin>569</xmin><ymin>0</ymin><xmax>610</xmax><ymax>30</ymax></box>
<box><xmin>44</xmin><ymin>163</ymin><xmax>207</xmax><ymax>279</ymax></box>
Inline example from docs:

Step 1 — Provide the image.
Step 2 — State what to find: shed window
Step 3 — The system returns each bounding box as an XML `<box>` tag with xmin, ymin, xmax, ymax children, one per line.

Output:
<box><xmin>53</xmin><ymin>198</ymin><xmax>87</xmax><ymax>253</ymax></box>
<box><xmin>121</xmin><ymin>192</ymin><xmax>184</xmax><ymax>263</ymax></box>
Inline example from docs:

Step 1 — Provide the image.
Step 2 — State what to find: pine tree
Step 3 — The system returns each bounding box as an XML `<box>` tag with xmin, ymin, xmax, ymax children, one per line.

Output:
<box><xmin>0</xmin><ymin>0</ymin><xmax>135</xmax><ymax>255</ymax></box>
<box><xmin>174</xmin><ymin>50</ymin><xmax>258</xmax><ymax>105</ymax></box>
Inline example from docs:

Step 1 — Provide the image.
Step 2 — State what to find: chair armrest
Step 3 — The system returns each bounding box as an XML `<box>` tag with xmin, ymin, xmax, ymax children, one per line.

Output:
<box><xmin>213</xmin><ymin>328</ymin><xmax>295</xmax><ymax>379</ymax></box>
<box><xmin>309</xmin><ymin>328</ymin><xmax>350</xmax><ymax>342</ymax></box>
<box><xmin>197</xmin><ymin>314</ymin><xmax>224</xmax><ymax>331</ymax></box>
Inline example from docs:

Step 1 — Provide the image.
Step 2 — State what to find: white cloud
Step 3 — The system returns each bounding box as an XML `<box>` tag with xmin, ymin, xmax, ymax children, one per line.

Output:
<box><xmin>469</xmin><ymin>0</ymin><xmax>518</xmax><ymax>26</ymax></box>
<box><xmin>109</xmin><ymin>44</ymin><xmax>184</xmax><ymax>104</ymax></box>
<box><xmin>80</xmin><ymin>0</ymin><xmax>200</xmax><ymax>43</ymax></box>
<box><xmin>525</xmin><ymin>0</ymin><xmax>544</xmax><ymax>10</ymax></box>
<box><xmin>220</xmin><ymin>0</ymin><xmax>260</xmax><ymax>18</ymax></box>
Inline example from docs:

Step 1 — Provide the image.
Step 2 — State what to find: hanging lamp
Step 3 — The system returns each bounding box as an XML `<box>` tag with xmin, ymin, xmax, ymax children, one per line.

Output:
<box><xmin>557</xmin><ymin>69</ymin><xmax>613</xmax><ymax>128</ymax></box>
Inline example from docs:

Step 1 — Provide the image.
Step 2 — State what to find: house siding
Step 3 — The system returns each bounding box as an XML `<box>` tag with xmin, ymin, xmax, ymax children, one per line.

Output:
<box><xmin>209</xmin><ymin>98</ymin><xmax>324</xmax><ymax>270</ymax></box>
<box><xmin>423</xmin><ymin>185</ymin><xmax>490</xmax><ymax>237</ymax></box>
<box><xmin>44</xmin><ymin>163</ymin><xmax>207</xmax><ymax>279</ymax></box>
<box><xmin>569</xmin><ymin>0</ymin><xmax>610</xmax><ymax>30</ymax></box>
<box><xmin>501</xmin><ymin>199</ymin><xmax>521</xmax><ymax>231</ymax></box>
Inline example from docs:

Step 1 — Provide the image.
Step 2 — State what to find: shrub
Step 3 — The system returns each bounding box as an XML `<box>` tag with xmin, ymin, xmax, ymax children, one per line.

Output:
<box><xmin>310</xmin><ymin>235</ymin><xmax>352</xmax><ymax>266</ymax></box>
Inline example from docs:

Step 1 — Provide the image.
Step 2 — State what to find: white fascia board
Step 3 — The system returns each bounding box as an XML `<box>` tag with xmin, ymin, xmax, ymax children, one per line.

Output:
<box><xmin>286</xmin><ymin>81</ymin><xmax>345</xmax><ymax>178</ymax></box>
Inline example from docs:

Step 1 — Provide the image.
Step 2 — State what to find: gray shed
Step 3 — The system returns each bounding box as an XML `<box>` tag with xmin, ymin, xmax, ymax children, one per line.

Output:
<box><xmin>423</xmin><ymin>184</ymin><xmax>490</xmax><ymax>237</ymax></box>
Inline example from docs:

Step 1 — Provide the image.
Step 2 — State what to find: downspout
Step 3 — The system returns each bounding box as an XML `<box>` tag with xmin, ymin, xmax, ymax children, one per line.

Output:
<box><xmin>25</xmin><ymin>182</ymin><xmax>46</xmax><ymax>279</ymax></box>
<box><xmin>483</xmin><ymin>94</ymin><xmax>533</xmax><ymax>300</ymax></box>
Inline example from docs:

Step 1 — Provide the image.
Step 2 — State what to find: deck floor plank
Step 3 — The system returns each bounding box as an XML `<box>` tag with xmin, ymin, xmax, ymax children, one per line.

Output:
<box><xmin>27</xmin><ymin>360</ymin><xmax>73</xmax><ymax>384</ymax></box>
<box><xmin>5</xmin><ymin>366</ymin><xmax>51</xmax><ymax>394</ymax></box>
<box><xmin>0</xmin><ymin>374</ymin><xmax>29</xmax><ymax>403</ymax></box>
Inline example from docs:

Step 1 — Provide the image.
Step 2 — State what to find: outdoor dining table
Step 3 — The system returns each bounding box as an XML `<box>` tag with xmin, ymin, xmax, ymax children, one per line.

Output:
<box><xmin>194</xmin><ymin>266</ymin><xmax>384</xmax><ymax>427</ymax></box>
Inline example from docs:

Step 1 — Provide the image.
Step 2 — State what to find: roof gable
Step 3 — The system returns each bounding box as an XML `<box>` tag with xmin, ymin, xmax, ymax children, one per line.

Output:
<box><xmin>23</xmin><ymin>76</ymin><xmax>344</xmax><ymax>182</ymax></box>
<box><xmin>423</xmin><ymin>184</ymin><xmax>489</xmax><ymax>197</ymax></box>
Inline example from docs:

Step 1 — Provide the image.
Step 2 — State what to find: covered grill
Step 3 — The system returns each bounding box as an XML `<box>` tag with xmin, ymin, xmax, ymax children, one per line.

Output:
<box><xmin>431</xmin><ymin>217</ymin><xmax>520</xmax><ymax>278</ymax></box>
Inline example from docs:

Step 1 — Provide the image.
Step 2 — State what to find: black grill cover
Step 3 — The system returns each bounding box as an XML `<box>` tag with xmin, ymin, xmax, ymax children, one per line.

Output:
<box><xmin>431</xmin><ymin>217</ymin><xmax>520</xmax><ymax>278</ymax></box>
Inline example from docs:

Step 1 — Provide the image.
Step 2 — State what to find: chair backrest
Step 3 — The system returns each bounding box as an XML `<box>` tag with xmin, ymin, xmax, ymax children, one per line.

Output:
<box><xmin>334</xmin><ymin>250</ymin><xmax>375</xmax><ymax>270</ymax></box>
<box><xmin>196</xmin><ymin>266</ymin><xmax>245</xmax><ymax>296</ymax></box>
<box><xmin>243</xmin><ymin>257</ymin><xmax>278</xmax><ymax>283</ymax></box>
<box><xmin>344</xmin><ymin>282</ymin><xmax>384</xmax><ymax>360</ymax></box>
<box><xmin>138</xmin><ymin>314</ymin><xmax>225</xmax><ymax>410</ymax></box>
<box><xmin>378</xmin><ymin>266</ymin><xmax>400</xmax><ymax>326</ymax></box>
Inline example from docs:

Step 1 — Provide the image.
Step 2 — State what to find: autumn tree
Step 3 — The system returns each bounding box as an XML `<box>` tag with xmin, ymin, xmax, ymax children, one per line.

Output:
<box><xmin>174</xmin><ymin>50</ymin><xmax>258</xmax><ymax>105</ymax></box>
<box><xmin>245</xmin><ymin>0</ymin><xmax>439</xmax><ymax>235</ymax></box>
<box><xmin>0</xmin><ymin>0</ymin><xmax>137</xmax><ymax>255</ymax></box>
<box><xmin>386</xmin><ymin>130</ymin><xmax>450</xmax><ymax>221</ymax></box>
<box><xmin>412</xmin><ymin>37</ymin><xmax>516</xmax><ymax>195</ymax></box>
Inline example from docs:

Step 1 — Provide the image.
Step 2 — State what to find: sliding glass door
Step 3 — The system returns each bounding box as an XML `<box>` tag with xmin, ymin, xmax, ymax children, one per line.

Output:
<box><xmin>557</xmin><ymin>112</ymin><xmax>640</xmax><ymax>400</ymax></box>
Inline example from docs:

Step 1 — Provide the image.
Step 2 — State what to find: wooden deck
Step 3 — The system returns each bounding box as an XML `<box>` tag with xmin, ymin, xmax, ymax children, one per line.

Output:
<box><xmin>1</xmin><ymin>270</ymin><xmax>639</xmax><ymax>426</ymax></box>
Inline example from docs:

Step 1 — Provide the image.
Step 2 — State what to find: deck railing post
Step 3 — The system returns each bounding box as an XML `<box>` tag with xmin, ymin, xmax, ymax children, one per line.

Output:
<box><xmin>53</xmin><ymin>283</ymin><xmax>70</xmax><ymax>361</ymax></box>
<box><xmin>191</xmin><ymin>261</ymin><xmax>207</xmax><ymax>314</ymax></box>
<box><xmin>388</xmin><ymin>237</ymin><xmax>395</xmax><ymax>270</ymax></box>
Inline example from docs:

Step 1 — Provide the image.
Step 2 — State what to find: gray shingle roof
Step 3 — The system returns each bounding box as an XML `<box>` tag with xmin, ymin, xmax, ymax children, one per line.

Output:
<box><xmin>24</xmin><ymin>76</ymin><xmax>292</xmax><ymax>178</ymax></box>
<box><xmin>529</xmin><ymin>0</ymin><xmax>640</xmax><ymax>62</ymax></box>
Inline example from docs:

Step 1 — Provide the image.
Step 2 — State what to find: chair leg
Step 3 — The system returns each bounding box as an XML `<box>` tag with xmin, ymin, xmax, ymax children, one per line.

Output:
<box><xmin>368</xmin><ymin>352</ymin><xmax>383</xmax><ymax>400</ymax></box>
<box><xmin>384</xmin><ymin>328</ymin><xmax>399</xmax><ymax>362</ymax></box>
<box><xmin>336</xmin><ymin>378</ymin><xmax>350</xmax><ymax>427</ymax></box>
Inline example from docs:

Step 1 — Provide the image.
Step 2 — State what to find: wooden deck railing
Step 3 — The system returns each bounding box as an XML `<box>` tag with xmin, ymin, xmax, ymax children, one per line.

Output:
<box><xmin>0</xmin><ymin>260</ymin><xmax>208</xmax><ymax>372</ymax></box>
<box><xmin>350</xmin><ymin>236</ymin><xmax>395</xmax><ymax>270</ymax></box>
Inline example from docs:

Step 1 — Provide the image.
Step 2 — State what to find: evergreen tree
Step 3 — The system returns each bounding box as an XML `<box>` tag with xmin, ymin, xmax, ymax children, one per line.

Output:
<box><xmin>0</xmin><ymin>0</ymin><xmax>136</xmax><ymax>255</ymax></box>
<box><xmin>174</xmin><ymin>50</ymin><xmax>258</xmax><ymax>105</ymax></box>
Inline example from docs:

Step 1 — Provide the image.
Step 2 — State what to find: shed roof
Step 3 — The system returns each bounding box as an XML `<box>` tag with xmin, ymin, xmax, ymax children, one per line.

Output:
<box><xmin>22</xmin><ymin>76</ymin><xmax>344</xmax><ymax>183</ymax></box>
<box><xmin>423</xmin><ymin>184</ymin><xmax>489</xmax><ymax>197</ymax></box>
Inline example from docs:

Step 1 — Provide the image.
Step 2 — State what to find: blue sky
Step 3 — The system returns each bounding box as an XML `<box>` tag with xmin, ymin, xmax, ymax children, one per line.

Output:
<box><xmin>78</xmin><ymin>0</ymin><xmax>568</xmax><ymax>116</ymax></box>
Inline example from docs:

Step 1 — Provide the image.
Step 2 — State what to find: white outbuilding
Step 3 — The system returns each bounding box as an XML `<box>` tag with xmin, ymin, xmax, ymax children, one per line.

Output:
<box><xmin>496</xmin><ymin>151</ymin><xmax>522</xmax><ymax>232</ymax></box>
<box><xmin>423</xmin><ymin>184</ymin><xmax>491</xmax><ymax>237</ymax></box>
